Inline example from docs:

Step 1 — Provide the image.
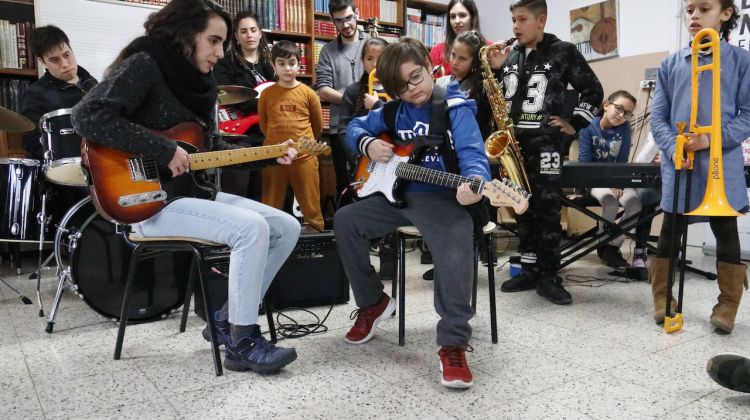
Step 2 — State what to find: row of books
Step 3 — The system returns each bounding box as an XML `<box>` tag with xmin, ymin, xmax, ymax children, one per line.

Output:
<box><xmin>314</xmin><ymin>0</ymin><xmax>399</xmax><ymax>24</ymax></box>
<box><xmin>313</xmin><ymin>40</ymin><xmax>327</xmax><ymax>65</ymax></box>
<box><xmin>314</xmin><ymin>19</ymin><xmax>337</xmax><ymax>37</ymax></box>
<box><xmin>405</xmin><ymin>7</ymin><xmax>446</xmax><ymax>48</ymax></box>
<box><xmin>0</xmin><ymin>20</ymin><xmax>37</xmax><ymax>71</ymax></box>
<box><xmin>251</xmin><ymin>0</ymin><xmax>308</xmax><ymax>34</ymax></box>
<box><xmin>321</xmin><ymin>105</ymin><xmax>330</xmax><ymax>130</ymax></box>
<box><xmin>0</xmin><ymin>78</ymin><xmax>32</xmax><ymax>113</ymax></box>
<box><xmin>269</xmin><ymin>41</ymin><xmax>309</xmax><ymax>74</ymax></box>
<box><xmin>214</xmin><ymin>0</ymin><xmax>245</xmax><ymax>17</ymax></box>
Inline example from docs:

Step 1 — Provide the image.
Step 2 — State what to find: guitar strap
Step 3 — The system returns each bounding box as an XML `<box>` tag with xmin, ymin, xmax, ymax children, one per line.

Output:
<box><xmin>381</xmin><ymin>85</ymin><xmax>489</xmax><ymax>236</ymax></box>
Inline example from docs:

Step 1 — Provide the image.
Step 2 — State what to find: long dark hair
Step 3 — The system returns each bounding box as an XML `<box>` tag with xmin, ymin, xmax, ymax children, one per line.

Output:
<box><xmin>228</xmin><ymin>11</ymin><xmax>272</xmax><ymax>69</ymax></box>
<box><xmin>105</xmin><ymin>0</ymin><xmax>231</xmax><ymax>76</ymax></box>
<box><xmin>443</xmin><ymin>0</ymin><xmax>482</xmax><ymax>64</ymax></box>
<box><xmin>452</xmin><ymin>31</ymin><xmax>485</xmax><ymax>99</ymax></box>
<box><xmin>354</xmin><ymin>37</ymin><xmax>388</xmax><ymax>115</ymax></box>
<box><xmin>718</xmin><ymin>0</ymin><xmax>740</xmax><ymax>41</ymax></box>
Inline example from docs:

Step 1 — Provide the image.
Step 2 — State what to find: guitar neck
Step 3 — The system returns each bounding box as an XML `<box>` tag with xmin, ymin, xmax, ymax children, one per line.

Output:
<box><xmin>395</xmin><ymin>162</ymin><xmax>484</xmax><ymax>193</ymax></box>
<box><xmin>188</xmin><ymin>143</ymin><xmax>288</xmax><ymax>170</ymax></box>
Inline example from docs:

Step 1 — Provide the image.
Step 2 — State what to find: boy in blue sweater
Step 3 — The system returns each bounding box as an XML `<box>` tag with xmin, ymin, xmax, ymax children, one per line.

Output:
<box><xmin>334</xmin><ymin>38</ymin><xmax>490</xmax><ymax>389</ymax></box>
<box><xmin>573</xmin><ymin>90</ymin><xmax>642</xmax><ymax>268</ymax></box>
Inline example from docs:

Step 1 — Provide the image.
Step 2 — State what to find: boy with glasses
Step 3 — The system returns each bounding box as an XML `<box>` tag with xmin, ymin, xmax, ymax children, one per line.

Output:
<box><xmin>315</xmin><ymin>0</ymin><xmax>370</xmax><ymax>200</ymax></box>
<box><xmin>569</xmin><ymin>90</ymin><xmax>641</xmax><ymax>269</ymax></box>
<box><xmin>334</xmin><ymin>38</ymin><xmax>490</xmax><ymax>389</ymax></box>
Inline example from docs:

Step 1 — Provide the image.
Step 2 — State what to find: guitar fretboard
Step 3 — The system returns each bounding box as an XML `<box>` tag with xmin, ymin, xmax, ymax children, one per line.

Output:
<box><xmin>188</xmin><ymin>144</ymin><xmax>290</xmax><ymax>170</ymax></box>
<box><xmin>395</xmin><ymin>162</ymin><xmax>484</xmax><ymax>193</ymax></box>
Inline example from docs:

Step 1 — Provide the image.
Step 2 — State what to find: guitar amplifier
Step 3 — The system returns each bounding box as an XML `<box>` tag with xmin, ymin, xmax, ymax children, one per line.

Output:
<box><xmin>268</xmin><ymin>230</ymin><xmax>350</xmax><ymax>309</ymax></box>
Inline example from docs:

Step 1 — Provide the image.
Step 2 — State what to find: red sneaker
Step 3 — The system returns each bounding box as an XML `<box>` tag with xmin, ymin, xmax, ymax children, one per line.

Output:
<box><xmin>438</xmin><ymin>345</ymin><xmax>474</xmax><ymax>388</ymax></box>
<box><xmin>344</xmin><ymin>292</ymin><xmax>396</xmax><ymax>344</ymax></box>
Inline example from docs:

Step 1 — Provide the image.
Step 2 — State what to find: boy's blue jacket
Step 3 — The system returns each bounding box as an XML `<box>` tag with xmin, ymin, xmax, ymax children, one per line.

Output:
<box><xmin>346</xmin><ymin>81</ymin><xmax>491</xmax><ymax>192</ymax></box>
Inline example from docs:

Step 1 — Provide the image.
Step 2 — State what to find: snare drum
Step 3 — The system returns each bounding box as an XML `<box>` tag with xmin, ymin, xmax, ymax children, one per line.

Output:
<box><xmin>0</xmin><ymin>158</ymin><xmax>42</xmax><ymax>241</ymax></box>
<box><xmin>40</xmin><ymin>108</ymin><xmax>87</xmax><ymax>186</ymax></box>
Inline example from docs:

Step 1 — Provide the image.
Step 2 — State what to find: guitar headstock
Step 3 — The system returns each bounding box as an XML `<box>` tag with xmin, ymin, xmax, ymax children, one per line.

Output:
<box><xmin>294</xmin><ymin>137</ymin><xmax>331</xmax><ymax>156</ymax></box>
<box><xmin>482</xmin><ymin>178</ymin><xmax>530</xmax><ymax>214</ymax></box>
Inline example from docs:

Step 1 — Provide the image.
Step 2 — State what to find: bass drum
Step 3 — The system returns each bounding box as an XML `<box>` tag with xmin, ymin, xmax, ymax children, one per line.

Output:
<box><xmin>57</xmin><ymin>197</ymin><xmax>191</xmax><ymax>322</ymax></box>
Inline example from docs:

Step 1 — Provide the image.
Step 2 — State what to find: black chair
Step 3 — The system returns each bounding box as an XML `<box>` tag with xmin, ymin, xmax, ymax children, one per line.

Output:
<box><xmin>113</xmin><ymin>234</ymin><xmax>276</xmax><ymax>376</ymax></box>
<box><xmin>393</xmin><ymin>222</ymin><xmax>498</xmax><ymax>346</ymax></box>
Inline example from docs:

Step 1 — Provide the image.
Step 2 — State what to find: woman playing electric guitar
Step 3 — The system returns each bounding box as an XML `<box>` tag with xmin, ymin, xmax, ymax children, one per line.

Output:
<box><xmin>71</xmin><ymin>0</ymin><xmax>300</xmax><ymax>374</ymax></box>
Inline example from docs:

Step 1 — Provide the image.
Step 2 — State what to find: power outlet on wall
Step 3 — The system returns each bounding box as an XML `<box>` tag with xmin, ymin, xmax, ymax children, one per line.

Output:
<box><xmin>640</xmin><ymin>80</ymin><xmax>656</xmax><ymax>89</ymax></box>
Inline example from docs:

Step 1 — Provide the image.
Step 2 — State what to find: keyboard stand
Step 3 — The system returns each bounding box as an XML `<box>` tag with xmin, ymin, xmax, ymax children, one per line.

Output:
<box><xmin>559</xmin><ymin>196</ymin><xmax>716</xmax><ymax>281</ymax></box>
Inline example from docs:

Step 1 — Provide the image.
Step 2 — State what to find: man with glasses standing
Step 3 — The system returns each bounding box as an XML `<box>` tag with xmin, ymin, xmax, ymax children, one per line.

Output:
<box><xmin>315</xmin><ymin>0</ymin><xmax>369</xmax><ymax>202</ymax></box>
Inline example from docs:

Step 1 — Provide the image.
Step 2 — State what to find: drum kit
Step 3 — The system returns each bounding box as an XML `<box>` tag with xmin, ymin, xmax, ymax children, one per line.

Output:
<box><xmin>0</xmin><ymin>83</ymin><xmax>262</xmax><ymax>332</ymax></box>
<box><xmin>1</xmin><ymin>106</ymin><xmax>186</xmax><ymax>332</ymax></box>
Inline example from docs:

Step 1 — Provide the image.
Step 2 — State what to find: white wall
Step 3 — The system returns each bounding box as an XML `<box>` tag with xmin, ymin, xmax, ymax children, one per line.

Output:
<box><xmin>476</xmin><ymin>0</ymin><xmax>685</xmax><ymax>57</ymax></box>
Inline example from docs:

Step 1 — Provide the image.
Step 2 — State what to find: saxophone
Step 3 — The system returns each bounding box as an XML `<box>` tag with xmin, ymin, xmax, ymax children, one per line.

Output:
<box><xmin>479</xmin><ymin>38</ymin><xmax>531</xmax><ymax>192</ymax></box>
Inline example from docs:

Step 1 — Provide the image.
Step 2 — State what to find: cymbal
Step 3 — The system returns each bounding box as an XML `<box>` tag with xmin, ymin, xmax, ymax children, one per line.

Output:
<box><xmin>0</xmin><ymin>106</ymin><xmax>34</xmax><ymax>132</ymax></box>
<box><xmin>217</xmin><ymin>85</ymin><xmax>257</xmax><ymax>105</ymax></box>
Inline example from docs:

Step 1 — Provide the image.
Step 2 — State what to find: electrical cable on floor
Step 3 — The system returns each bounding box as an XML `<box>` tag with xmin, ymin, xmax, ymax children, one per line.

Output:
<box><xmin>260</xmin><ymin>302</ymin><xmax>335</xmax><ymax>340</ymax></box>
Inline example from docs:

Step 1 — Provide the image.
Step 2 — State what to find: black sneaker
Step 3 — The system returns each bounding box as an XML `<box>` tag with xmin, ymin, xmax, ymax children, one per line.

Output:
<box><xmin>500</xmin><ymin>271</ymin><xmax>538</xmax><ymax>292</ymax></box>
<box><xmin>421</xmin><ymin>250</ymin><xmax>433</xmax><ymax>265</ymax></box>
<box><xmin>536</xmin><ymin>274</ymin><xmax>572</xmax><ymax>305</ymax></box>
<box><xmin>201</xmin><ymin>312</ymin><xmax>230</xmax><ymax>347</ymax></box>
<box><xmin>597</xmin><ymin>244</ymin><xmax>628</xmax><ymax>268</ymax></box>
<box><xmin>422</xmin><ymin>268</ymin><xmax>434</xmax><ymax>280</ymax></box>
<box><xmin>224</xmin><ymin>334</ymin><xmax>297</xmax><ymax>374</ymax></box>
<box><xmin>706</xmin><ymin>353</ymin><xmax>750</xmax><ymax>393</ymax></box>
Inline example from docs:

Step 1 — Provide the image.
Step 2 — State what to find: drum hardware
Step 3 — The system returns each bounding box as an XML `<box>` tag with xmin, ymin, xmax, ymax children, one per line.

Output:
<box><xmin>216</xmin><ymin>85</ymin><xmax>257</xmax><ymax>106</ymax></box>
<box><xmin>0</xmin><ymin>277</ymin><xmax>32</xmax><ymax>305</ymax></box>
<box><xmin>44</xmin><ymin>196</ymin><xmax>186</xmax><ymax>333</ymax></box>
<box><xmin>0</xmin><ymin>105</ymin><xmax>34</xmax><ymax>132</ymax></box>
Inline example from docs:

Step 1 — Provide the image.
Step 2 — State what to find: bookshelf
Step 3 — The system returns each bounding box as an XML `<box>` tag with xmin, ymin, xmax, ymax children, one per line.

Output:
<box><xmin>1</xmin><ymin>0</ymin><xmax>35</xmax><ymax>158</ymax></box>
<box><xmin>405</xmin><ymin>0</ymin><xmax>448</xmax><ymax>49</ymax></box>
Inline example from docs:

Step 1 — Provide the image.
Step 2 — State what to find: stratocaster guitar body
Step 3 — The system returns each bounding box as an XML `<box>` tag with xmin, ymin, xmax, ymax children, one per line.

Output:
<box><xmin>352</xmin><ymin>134</ymin><xmax>530</xmax><ymax>214</ymax></box>
<box><xmin>353</xmin><ymin>141</ymin><xmax>417</xmax><ymax>208</ymax></box>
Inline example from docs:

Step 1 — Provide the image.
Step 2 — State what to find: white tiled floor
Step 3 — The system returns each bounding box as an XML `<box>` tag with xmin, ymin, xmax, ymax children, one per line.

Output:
<box><xmin>1</xmin><ymin>234</ymin><xmax>749</xmax><ymax>419</ymax></box>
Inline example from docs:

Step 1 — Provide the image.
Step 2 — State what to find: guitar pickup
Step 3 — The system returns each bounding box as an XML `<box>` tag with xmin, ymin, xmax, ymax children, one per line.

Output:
<box><xmin>118</xmin><ymin>190</ymin><xmax>167</xmax><ymax>207</ymax></box>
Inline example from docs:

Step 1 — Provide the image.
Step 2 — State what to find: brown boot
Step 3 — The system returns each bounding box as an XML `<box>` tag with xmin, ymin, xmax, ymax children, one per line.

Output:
<box><xmin>710</xmin><ymin>262</ymin><xmax>748</xmax><ymax>333</ymax></box>
<box><xmin>649</xmin><ymin>257</ymin><xmax>676</xmax><ymax>324</ymax></box>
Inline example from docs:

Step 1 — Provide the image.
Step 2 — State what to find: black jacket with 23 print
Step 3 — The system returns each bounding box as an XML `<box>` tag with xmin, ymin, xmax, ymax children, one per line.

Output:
<box><xmin>500</xmin><ymin>33</ymin><xmax>603</xmax><ymax>139</ymax></box>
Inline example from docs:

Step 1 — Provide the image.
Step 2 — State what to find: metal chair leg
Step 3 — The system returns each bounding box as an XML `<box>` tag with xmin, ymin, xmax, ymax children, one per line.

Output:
<box><xmin>486</xmin><ymin>233</ymin><xmax>498</xmax><ymax>344</ymax></box>
<box><xmin>114</xmin><ymin>245</ymin><xmax>143</xmax><ymax>360</ymax></box>
<box><xmin>180</xmin><ymin>257</ymin><xmax>199</xmax><ymax>333</ymax></box>
<box><xmin>398</xmin><ymin>233</ymin><xmax>406</xmax><ymax>347</ymax></box>
<box><xmin>471</xmin><ymin>241</ymin><xmax>478</xmax><ymax>311</ymax></box>
<box><xmin>195</xmin><ymin>251</ymin><xmax>222</xmax><ymax>376</ymax></box>
<box><xmin>264</xmin><ymin>298</ymin><xmax>277</xmax><ymax>343</ymax></box>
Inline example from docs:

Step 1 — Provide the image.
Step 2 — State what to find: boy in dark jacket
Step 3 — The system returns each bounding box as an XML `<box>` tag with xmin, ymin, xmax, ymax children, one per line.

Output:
<box><xmin>497</xmin><ymin>0</ymin><xmax>603</xmax><ymax>305</ymax></box>
<box><xmin>21</xmin><ymin>25</ymin><xmax>97</xmax><ymax>160</ymax></box>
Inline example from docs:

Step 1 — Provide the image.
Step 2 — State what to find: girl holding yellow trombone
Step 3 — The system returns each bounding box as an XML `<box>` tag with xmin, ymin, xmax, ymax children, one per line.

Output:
<box><xmin>650</xmin><ymin>0</ymin><xmax>750</xmax><ymax>333</ymax></box>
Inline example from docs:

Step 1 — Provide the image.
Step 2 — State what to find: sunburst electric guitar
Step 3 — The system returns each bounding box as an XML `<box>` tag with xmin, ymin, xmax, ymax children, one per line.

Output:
<box><xmin>82</xmin><ymin>121</ymin><xmax>330</xmax><ymax>224</ymax></box>
<box><xmin>352</xmin><ymin>134</ymin><xmax>530</xmax><ymax>213</ymax></box>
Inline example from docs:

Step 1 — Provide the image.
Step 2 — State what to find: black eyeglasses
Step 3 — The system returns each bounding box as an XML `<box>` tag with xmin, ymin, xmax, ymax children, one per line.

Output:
<box><xmin>333</xmin><ymin>14</ymin><xmax>357</xmax><ymax>27</ymax></box>
<box><xmin>397</xmin><ymin>68</ymin><xmax>426</xmax><ymax>94</ymax></box>
<box><xmin>612</xmin><ymin>103</ymin><xmax>634</xmax><ymax>119</ymax></box>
